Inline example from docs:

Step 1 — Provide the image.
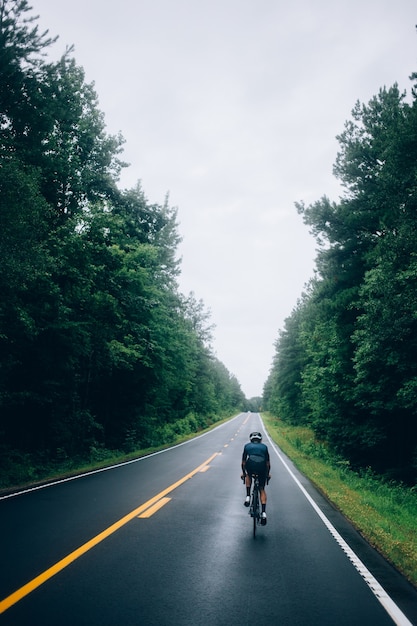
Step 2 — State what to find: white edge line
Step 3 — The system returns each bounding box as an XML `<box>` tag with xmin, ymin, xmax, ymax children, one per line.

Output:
<box><xmin>0</xmin><ymin>413</ymin><xmax>243</xmax><ymax>502</ymax></box>
<box><xmin>260</xmin><ymin>417</ymin><xmax>413</xmax><ymax>626</ymax></box>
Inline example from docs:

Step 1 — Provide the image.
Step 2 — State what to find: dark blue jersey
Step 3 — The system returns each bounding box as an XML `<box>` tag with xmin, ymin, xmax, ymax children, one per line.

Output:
<box><xmin>242</xmin><ymin>441</ymin><xmax>270</xmax><ymax>466</ymax></box>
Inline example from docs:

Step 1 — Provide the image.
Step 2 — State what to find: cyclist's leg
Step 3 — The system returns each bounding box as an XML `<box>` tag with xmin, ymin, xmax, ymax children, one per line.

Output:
<box><xmin>244</xmin><ymin>471</ymin><xmax>252</xmax><ymax>506</ymax></box>
<box><xmin>259</xmin><ymin>474</ymin><xmax>268</xmax><ymax>524</ymax></box>
<box><xmin>259</xmin><ymin>473</ymin><xmax>267</xmax><ymax>504</ymax></box>
<box><xmin>245</xmin><ymin>462</ymin><xmax>254</xmax><ymax>493</ymax></box>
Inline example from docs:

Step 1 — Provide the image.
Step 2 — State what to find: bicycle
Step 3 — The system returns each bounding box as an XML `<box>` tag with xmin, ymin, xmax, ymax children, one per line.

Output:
<box><xmin>249</xmin><ymin>474</ymin><xmax>261</xmax><ymax>537</ymax></box>
<box><xmin>242</xmin><ymin>473</ymin><xmax>271</xmax><ymax>537</ymax></box>
<box><xmin>242</xmin><ymin>473</ymin><xmax>266</xmax><ymax>537</ymax></box>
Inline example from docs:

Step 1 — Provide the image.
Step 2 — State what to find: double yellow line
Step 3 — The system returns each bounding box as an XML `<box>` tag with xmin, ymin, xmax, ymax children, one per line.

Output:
<box><xmin>0</xmin><ymin>452</ymin><xmax>218</xmax><ymax>614</ymax></box>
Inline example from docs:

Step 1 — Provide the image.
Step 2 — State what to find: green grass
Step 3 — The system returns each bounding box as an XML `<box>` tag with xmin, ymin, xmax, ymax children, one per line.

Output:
<box><xmin>262</xmin><ymin>412</ymin><xmax>417</xmax><ymax>589</ymax></box>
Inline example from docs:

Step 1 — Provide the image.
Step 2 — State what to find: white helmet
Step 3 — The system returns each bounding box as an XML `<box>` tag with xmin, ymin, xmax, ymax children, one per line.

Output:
<box><xmin>249</xmin><ymin>431</ymin><xmax>262</xmax><ymax>442</ymax></box>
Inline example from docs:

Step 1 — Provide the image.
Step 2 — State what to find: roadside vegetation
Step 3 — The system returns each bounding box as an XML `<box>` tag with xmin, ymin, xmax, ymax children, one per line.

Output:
<box><xmin>0</xmin><ymin>411</ymin><xmax>235</xmax><ymax>493</ymax></box>
<box><xmin>263</xmin><ymin>76</ymin><xmax>417</xmax><ymax>487</ymax></box>
<box><xmin>262</xmin><ymin>413</ymin><xmax>417</xmax><ymax>589</ymax></box>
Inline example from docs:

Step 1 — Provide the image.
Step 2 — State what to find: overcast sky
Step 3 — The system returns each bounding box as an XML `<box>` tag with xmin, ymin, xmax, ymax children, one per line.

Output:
<box><xmin>33</xmin><ymin>0</ymin><xmax>417</xmax><ymax>398</ymax></box>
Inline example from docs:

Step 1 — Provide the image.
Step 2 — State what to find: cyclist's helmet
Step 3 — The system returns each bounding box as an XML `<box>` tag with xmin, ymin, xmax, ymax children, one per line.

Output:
<box><xmin>249</xmin><ymin>431</ymin><xmax>262</xmax><ymax>442</ymax></box>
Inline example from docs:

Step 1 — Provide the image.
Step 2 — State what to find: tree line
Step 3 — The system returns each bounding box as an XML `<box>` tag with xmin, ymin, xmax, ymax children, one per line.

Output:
<box><xmin>264</xmin><ymin>75</ymin><xmax>417</xmax><ymax>484</ymax></box>
<box><xmin>0</xmin><ymin>0</ymin><xmax>246</xmax><ymax>478</ymax></box>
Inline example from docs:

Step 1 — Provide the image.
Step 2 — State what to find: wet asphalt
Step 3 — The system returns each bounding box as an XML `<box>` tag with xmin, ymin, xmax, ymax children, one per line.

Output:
<box><xmin>1</xmin><ymin>412</ymin><xmax>417</xmax><ymax>625</ymax></box>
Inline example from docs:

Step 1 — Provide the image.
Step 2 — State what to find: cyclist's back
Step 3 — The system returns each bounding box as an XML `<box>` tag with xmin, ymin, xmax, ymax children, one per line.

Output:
<box><xmin>243</xmin><ymin>441</ymin><xmax>269</xmax><ymax>471</ymax></box>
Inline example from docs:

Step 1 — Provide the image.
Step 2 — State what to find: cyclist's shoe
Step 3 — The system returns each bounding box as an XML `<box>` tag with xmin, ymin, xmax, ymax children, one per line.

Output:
<box><xmin>261</xmin><ymin>512</ymin><xmax>267</xmax><ymax>525</ymax></box>
<box><xmin>244</xmin><ymin>496</ymin><xmax>250</xmax><ymax>507</ymax></box>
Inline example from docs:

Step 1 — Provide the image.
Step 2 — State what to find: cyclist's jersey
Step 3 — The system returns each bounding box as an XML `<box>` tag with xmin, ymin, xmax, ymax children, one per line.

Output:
<box><xmin>242</xmin><ymin>442</ymin><xmax>270</xmax><ymax>474</ymax></box>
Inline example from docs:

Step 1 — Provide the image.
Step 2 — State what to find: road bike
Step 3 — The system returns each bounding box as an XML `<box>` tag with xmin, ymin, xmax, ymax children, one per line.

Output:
<box><xmin>243</xmin><ymin>473</ymin><xmax>270</xmax><ymax>537</ymax></box>
<box><xmin>249</xmin><ymin>474</ymin><xmax>261</xmax><ymax>537</ymax></box>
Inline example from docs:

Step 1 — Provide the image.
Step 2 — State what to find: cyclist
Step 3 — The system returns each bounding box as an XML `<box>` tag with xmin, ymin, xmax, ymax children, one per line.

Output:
<box><xmin>241</xmin><ymin>431</ymin><xmax>271</xmax><ymax>525</ymax></box>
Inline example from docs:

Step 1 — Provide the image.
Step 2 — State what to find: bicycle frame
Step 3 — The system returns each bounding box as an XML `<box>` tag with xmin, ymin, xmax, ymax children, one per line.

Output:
<box><xmin>249</xmin><ymin>474</ymin><xmax>261</xmax><ymax>538</ymax></box>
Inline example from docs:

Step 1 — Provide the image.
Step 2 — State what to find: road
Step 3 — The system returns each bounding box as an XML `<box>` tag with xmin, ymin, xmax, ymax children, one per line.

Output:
<box><xmin>1</xmin><ymin>412</ymin><xmax>416</xmax><ymax>625</ymax></box>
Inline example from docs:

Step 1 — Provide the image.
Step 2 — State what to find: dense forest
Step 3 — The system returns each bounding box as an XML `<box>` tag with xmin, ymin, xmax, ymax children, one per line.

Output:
<box><xmin>0</xmin><ymin>0</ymin><xmax>246</xmax><ymax>481</ymax></box>
<box><xmin>264</xmin><ymin>74</ymin><xmax>417</xmax><ymax>484</ymax></box>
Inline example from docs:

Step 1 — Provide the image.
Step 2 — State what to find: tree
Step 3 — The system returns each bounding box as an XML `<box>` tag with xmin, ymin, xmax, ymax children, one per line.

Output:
<box><xmin>0</xmin><ymin>0</ymin><xmax>57</xmax><ymax>157</ymax></box>
<box><xmin>267</xmin><ymin>81</ymin><xmax>417</xmax><ymax>481</ymax></box>
<box><xmin>263</xmin><ymin>298</ymin><xmax>307</xmax><ymax>424</ymax></box>
<box><xmin>1</xmin><ymin>2</ymin><xmax>246</xmax><ymax>480</ymax></box>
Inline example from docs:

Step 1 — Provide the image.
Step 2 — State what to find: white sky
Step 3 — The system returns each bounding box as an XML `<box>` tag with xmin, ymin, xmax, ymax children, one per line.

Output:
<box><xmin>33</xmin><ymin>0</ymin><xmax>417</xmax><ymax>398</ymax></box>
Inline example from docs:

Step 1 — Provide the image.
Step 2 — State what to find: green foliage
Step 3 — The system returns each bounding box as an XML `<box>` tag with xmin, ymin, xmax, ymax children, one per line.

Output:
<box><xmin>244</xmin><ymin>397</ymin><xmax>262</xmax><ymax>412</ymax></box>
<box><xmin>265</xmin><ymin>81</ymin><xmax>417</xmax><ymax>484</ymax></box>
<box><xmin>0</xmin><ymin>0</ymin><xmax>245</xmax><ymax>481</ymax></box>
<box><xmin>263</xmin><ymin>298</ymin><xmax>308</xmax><ymax>423</ymax></box>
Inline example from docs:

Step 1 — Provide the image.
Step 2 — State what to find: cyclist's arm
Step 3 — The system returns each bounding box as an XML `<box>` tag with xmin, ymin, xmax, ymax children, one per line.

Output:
<box><xmin>241</xmin><ymin>449</ymin><xmax>247</xmax><ymax>475</ymax></box>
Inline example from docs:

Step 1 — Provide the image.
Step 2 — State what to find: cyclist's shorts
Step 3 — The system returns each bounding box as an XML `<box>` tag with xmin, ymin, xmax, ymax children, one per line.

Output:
<box><xmin>246</xmin><ymin>458</ymin><xmax>267</xmax><ymax>488</ymax></box>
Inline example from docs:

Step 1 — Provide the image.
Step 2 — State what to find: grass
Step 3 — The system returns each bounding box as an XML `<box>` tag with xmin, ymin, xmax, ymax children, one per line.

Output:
<box><xmin>262</xmin><ymin>412</ymin><xmax>417</xmax><ymax>589</ymax></box>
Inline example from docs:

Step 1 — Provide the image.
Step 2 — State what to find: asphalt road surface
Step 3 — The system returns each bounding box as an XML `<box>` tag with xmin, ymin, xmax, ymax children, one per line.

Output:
<box><xmin>1</xmin><ymin>413</ymin><xmax>417</xmax><ymax>625</ymax></box>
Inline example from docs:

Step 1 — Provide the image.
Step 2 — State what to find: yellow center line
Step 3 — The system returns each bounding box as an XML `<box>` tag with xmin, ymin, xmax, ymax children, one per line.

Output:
<box><xmin>138</xmin><ymin>497</ymin><xmax>171</xmax><ymax>518</ymax></box>
<box><xmin>0</xmin><ymin>452</ymin><xmax>219</xmax><ymax>615</ymax></box>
